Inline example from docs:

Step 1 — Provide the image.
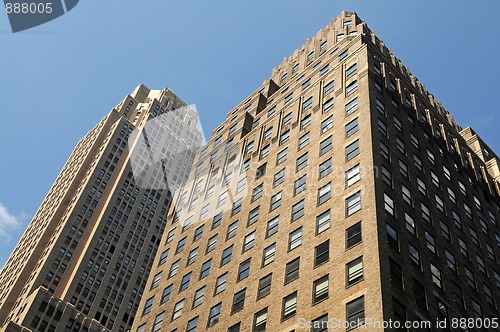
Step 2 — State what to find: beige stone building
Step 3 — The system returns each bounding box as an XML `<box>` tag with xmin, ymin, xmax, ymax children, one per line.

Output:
<box><xmin>132</xmin><ymin>11</ymin><xmax>500</xmax><ymax>332</ymax></box>
<box><xmin>0</xmin><ymin>85</ymin><xmax>204</xmax><ymax>332</ymax></box>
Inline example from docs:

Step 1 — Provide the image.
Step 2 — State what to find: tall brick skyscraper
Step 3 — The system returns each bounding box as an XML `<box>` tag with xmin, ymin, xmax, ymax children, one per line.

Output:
<box><xmin>0</xmin><ymin>85</ymin><xmax>204</xmax><ymax>332</ymax></box>
<box><xmin>133</xmin><ymin>12</ymin><xmax>500</xmax><ymax>332</ymax></box>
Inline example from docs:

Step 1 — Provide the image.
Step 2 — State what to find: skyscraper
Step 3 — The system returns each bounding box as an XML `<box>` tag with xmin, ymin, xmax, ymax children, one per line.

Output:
<box><xmin>0</xmin><ymin>84</ymin><xmax>204</xmax><ymax>332</ymax></box>
<box><xmin>133</xmin><ymin>12</ymin><xmax>500</xmax><ymax>332</ymax></box>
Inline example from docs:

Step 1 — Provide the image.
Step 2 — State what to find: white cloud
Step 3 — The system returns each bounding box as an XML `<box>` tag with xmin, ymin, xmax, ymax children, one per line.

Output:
<box><xmin>0</xmin><ymin>203</ymin><xmax>21</xmax><ymax>242</ymax></box>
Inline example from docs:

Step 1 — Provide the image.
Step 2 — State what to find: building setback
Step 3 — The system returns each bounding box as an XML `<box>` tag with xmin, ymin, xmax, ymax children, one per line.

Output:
<box><xmin>0</xmin><ymin>84</ymin><xmax>204</xmax><ymax>332</ymax></box>
<box><xmin>132</xmin><ymin>11</ymin><xmax>500</xmax><ymax>332</ymax></box>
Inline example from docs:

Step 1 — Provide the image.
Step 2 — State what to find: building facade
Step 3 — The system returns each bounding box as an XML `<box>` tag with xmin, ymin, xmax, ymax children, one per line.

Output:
<box><xmin>133</xmin><ymin>12</ymin><xmax>500</xmax><ymax>332</ymax></box>
<box><xmin>0</xmin><ymin>85</ymin><xmax>204</xmax><ymax>332</ymax></box>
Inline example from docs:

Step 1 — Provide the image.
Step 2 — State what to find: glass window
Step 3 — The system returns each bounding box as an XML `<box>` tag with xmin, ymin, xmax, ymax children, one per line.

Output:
<box><xmin>346</xmin><ymin>164</ymin><xmax>360</xmax><ymax>187</ymax></box>
<box><xmin>232</xmin><ymin>289</ymin><xmax>246</xmax><ymax>313</ymax></box>
<box><xmin>215</xmin><ymin>273</ymin><xmax>227</xmax><ymax>294</ymax></box>
<box><xmin>315</xmin><ymin>240</ymin><xmax>330</xmax><ymax>266</ymax></box>
<box><xmin>172</xmin><ymin>300</ymin><xmax>184</xmax><ymax>321</ymax></box>
<box><xmin>237</xmin><ymin>260</ymin><xmax>251</xmax><ymax>281</ymax></box>
<box><xmin>346</xmin><ymin>80</ymin><xmax>358</xmax><ymax>96</ymax></box>
<box><xmin>296</xmin><ymin>153</ymin><xmax>308</xmax><ymax>171</ymax></box>
<box><xmin>270</xmin><ymin>191</ymin><xmax>282</xmax><ymax>211</ymax></box>
<box><xmin>207</xmin><ymin>303</ymin><xmax>222</xmax><ymax>327</ymax></box>
<box><xmin>345</xmin><ymin>97</ymin><xmax>358</xmax><ymax>116</ymax></box>
<box><xmin>243</xmin><ymin>232</ymin><xmax>256</xmax><ymax>252</ymax></box>
<box><xmin>324</xmin><ymin>80</ymin><xmax>335</xmax><ymax>95</ymax></box>
<box><xmin>345</xmin><ymin>140</ymin><xmax>360</xmax><ymax>160</ymax></box>
<box><xmin>321</xmin><ymin>116</ymin><xmax>334</xmax><ymax>133</ymax></box>
<box><xmin>346</xmin><ymin>222</ymin><xmax>362</xmax><ymax>248</ymax></box>
<box><xmin>318</xmin><ymin>183</ymin><xmax>331</xmax><ymax>204</ymax></box>
<box><xmin>347</xmin><ymin>257</ymin><xmax>364</xmax><ymax>285</ymax></box>
<box><xmin>253</xmin><ymin>308</ymin><xmax>267</xmax><ymax>332</ymax></box>
<box><xmin>200</xmin><ymin>259</ymin><xmax>212</xmax><ymax>279</ymax></box>
<box><xmin>298</xmin><ymin>132</ymin><xmax>310</xmax><ymax>150</ymax></box>
<box><xmin>221</xmin><ymin>246</ymin><xmax>233</xmax><ymax>266</ymax></box>
<box><xmin>313</xmin><ymin>275</ymin><xmax>329</xmax><ymax>304</ymax></box>
<box><xmin>346</xmin><ymin>191</ymin><xmax>362</xmax><ymax>216</ymax></box>
<box><xmin>206</xmin><ymin>234</ymin><xmax>217</xmax><ymax>253</ymax></box>
<box><xmin>294</xmin><ymin>175</ymin><xmax>307</xmax><ymax>195</ymax></box>
<box><xmin>288</xmin><ymin>227</ymin><xmax>302</xmax><ymax>250</ymax></box>
<box><xmin>262</xmin><ymin>243</ymin><xmax>276</xmax><ymax>266</ymax></box>
<box><xmin>282</xmin><ymin>292</ymin><xmax>297</xmax><ymax>320</ymax></box>
<box><xmin>346</xmin><ymin>296</ymin><xmax>365</xmax><ymax>327</ymax></box>
<box><xmin>161</xmin><ymin>284</ymin><xmax>173</xmax><ymax>304</ymax></box>
<box><xmin>316</xmin><ymin>210</ymin><xmax>331</xmax><ymax>234</ymax></box>
<box><xmin>285</xmin><ymin>258</ymin><xmax>300</xmax><ymax>283</ymax></box>
<box><xmin>346</xmin><ymin>63</ymin><xmax>357</xmax><ymax>79</ymax></box>
<box><xmin>345</xmin><ymin>118</ymin><xmax>358</xmax><ymax>137</ymax></box>
<box><xmin>266</xmin><ymin>216</ymin><xmax>279</xmax><ymax>237</ymax></box>
<box><xmin>257</xmin><ymin>274</ymin><xmax>272</xmax><ymax>299</ymax></box>
<box><xmin>291</xmin><ymin>199</ymin><xmax>305</xmax><ymax>221</ymax></box>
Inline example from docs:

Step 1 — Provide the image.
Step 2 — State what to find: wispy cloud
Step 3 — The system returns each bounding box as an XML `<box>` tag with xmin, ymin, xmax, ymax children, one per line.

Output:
<box><xmin>0</xmin><ymin>203</ymin><xmax>22</xmax><ymax>243</ymax></box>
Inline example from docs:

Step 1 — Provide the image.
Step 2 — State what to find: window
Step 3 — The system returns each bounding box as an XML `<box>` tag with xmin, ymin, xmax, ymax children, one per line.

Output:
<box><xmin>346</xmin><ymin>222</ymin><xmax>362</xmax><ymax>249</ymax></box>
<box><xmin>186</xmin><ymin>317</ymin><xmax>198</xmax><ymax>332</ymax></box>
<box><xmin>302</xmin><ymin>79</ymin><xmax>311</xmax><ymax>90</ymax></box>
<box><xmin>346</xmin><ymin>164</ymin><xmax>360</xmax><ymax>187</ymax></box>
<box><xmin>180</xmin><ymin>272</ymin><xmax>191</xmax><ymax>291</ymax></box>
<box><xmin>313</xmin><ymin>275</ymin><xmax>329</xmax><ymax>304</ymax></box>
<box><xmin>143</xmin><ymin>296</ymin><xmax>155</xmax><ymax>315</ymax></box>
<box><xmin>172</xmin><ymin>300</ymin><xmax>184</xmax><ymax>321</ymax></box>
<box><xmin>285</xmin><ymin>258</ymin><xmax>300</xmax><ymax>283</ymax></box>
<box><xmin>345</xmin><ymin>97</ymin><xmax>358</xmax><ymax>116</ymax></box>
<box><xmin>376</xmin><ymin>98</ymin><xmax>385</xmax><ymax>115</ymax></box>
<box><xmin>320</xmin><ymin>64</ymin><xmax>329</xmax><ymax>76</ymax></box>
<box><xmin>161</xmin><ymin>284</ymin><xmax>173</xmax><ymax>304</ymax></box>
<box><xmin>187</xmin><ymin>247</ymin><xmax>198</xmax><ymax>265</ymax></box>
<box><xmin>288</xmin><ymin>227</ymin><xmax>302</xmax><ymax>250</ymax></box>
<box><xmin>243</xmin><ymin>232</ymin><xmax>256</xmax><ymax>252</ymax></box>
<box><xmin>212</xmin><ymin>212</ymin><xmax>222</xmax><ymax>229</ymax></box>
<box><xmin>300</xmin><ymin>114</ymin><xmax>311</xmax><ymax>129</ymax></box>
<box><xmin>253</xmin><ymin>308</ymin><xmax>267</xmax><ymax>332</ymax></box>
<box><xmin>402</xmin><ymin>185</ymin><xmax>412</xmax><ymax>205</ymax></box>
<box><xmin>273</xmin><ymin>169</ymin><xmax>285</xmax><ymax>188</ymax></box>
<box><xmin>226</xmin><ymin>221</ymin><xmax>238</xmax><ymax>240</ymax></box>
<box><xmin>215</xmin><ymin>273</ymin><xmax>227</xmax><ymax>294</ymax></box>
<box><xmin>321</xmin><ymin>116</ymin><xmax>334</xmax><ymax>133</ymax></box>
<box><xmin>232</xmin><ymin>289</ymin><xmax>246</xmax><ymax>313</ymax></box>
<box><xmin>380</xmin><ymin>141</ymin><xmax>390</xmax><ymax>160</ymax></box>
<box><xmin>315</xmin><ymin>240</ymin><xmax>330</xmax><ymax>266</ymax></box>
<box><xmin>221</xmin><ymin>246</ymin><xmax>233</xmax><ymax>266</ymax></box>
<box><xmin>347</xmin><ymin>257</ymin><xmax>363</xmax><ymax>286</ymax></box>
<box><xmin>338</xmin><ymin>49</ymin><xmax>348</xmax><ymax>61</ymax></box>
<box><xmin>458</xmin><ymin>237</ymin><xmax>468</xmax><ymax>257</ymax></box>
<box><xmin>381</xmin><ymin>166</ymin><xmax>392</xmax><ymax>186</ymax></box>
<box><xmin>311</xmin><ymin>314</ymin><xmax>329</xmax><ymax>332</ymax></box>
<box><xmin>465</xmin><ymin>267</ymin><xmax>476</xmax><ymax>289</ymax></box>
<box><xmin>257</xmin><ymin>274</ymin><xmax>272</xmax><ymax>299</ymax></box>
<box><xmin>384</xmin><ymin>193</ymin><xmax>394</xmax><ymax>216</ymax></box>
<box><xmin>476</xmin><ymin>254</ymin><xmax>486</xmax><ymax>274</ymax></box>
<box><xmin>291</xmin><ymin>200</ymin><xmax>305</xmax><ymax>221</ymax></box>
<box><xmin>318</xmin><ymin>183</ymin><xmax>331</xmax><ymax>204</ymax></box>
<box><xmin>237</xmin><ymin>260</ymin><xmax>251</xmax><ymax>281</ymax></box>
<box><xmin>236</xmin><ymin>179</ymin><xmax>246</xmax><ymax>195</ymax></box>
<box><xmin>260</xmin><ymin>144</ymin><xmax>270</xmax><ymax>159</ymax></box>
<box><xmin>387</xmin><ymin>224</ymin><xmax>399</xmax><ymax>250</ymax></box>
<box><xmin>206</xmin><ymin>234</ymin><xmax>217</xmax><ymax>253</ymax></box>
<box><xmin>152</xmin><ymin>312</ymin><xmax>165</xmax><ymax>331</ymax></box>
<box><xmin>346</xmin><ymin>191</ymin><xmax>362</xmax><ymax>216</ymax></box>
<box><xmin>276</xmin><ymin>148</ymin><xmax>288</xmax><ymax>165</ymax></box>
<box><xmin>247</xmin><ymin>207</ymin><xmax>260</xmax><ymax>226</ymax></box>
<box><xmin>252</xmin><ymin>184</ymin><xmax>263</xmax><ymax>201</ymax></box>
<box><xmin>294</xmin><ymin>175</ymin><xmax>307</xmax><ymax>195</ymax></box>
<box><xmin>228</xmin><ymin>323</ymin><xmax>241</xmax><ymax>332</ymax></box>
<box><xmin>266</xmin><ymin>216</ymin><xmax>279</xmax><ymax>237</ymax></box>
<box><xmin>151</xmin><ymin>272</ymin><xmax>162</xmax><ymax>289</ymax></box>
<box><xmin>193</xmin><ymin>225</ymin><xmax>204</xmax><ymax>242</ymax></box>
<box><xmin>390</xmin><ymin>259</ymin><xmax>402</xmax><ymax>288</ymax></box>
<box><xmin>296</xmin><ymin>153</ymin><xmax>308</xmax><ymax>171</ymax></box>
<box><xmin>324</xmin><ymin>80</ymin><xmax>335</xmax><ymax>95</ymax></box>
<box><xmin>166</xmin><ymin>228</ymin><xmax>176</xmax><ymax>243</ymax></box>
<box><xmin>316</xmin><ymin>210</ymin><xmax>331</xmax><ymax>234</ymax></box>
<box><xmin>345</xmin><ymin>118</ymin><xmax>358</xmax><ymax>137</ymax></box>
<box><xmin>346</xmin><ymin>296</ymin><xmax>365</xmax><ymax>328</ymax></box>
<box><xmin>378</xmin><ymin>119</ymin><xmax>388</xmax><ymax>136</ymax></box>
<box><xmin>345</xmin><ymin>140</ymin><xmax>360</xmax><ymax>160</ymax></box>
<box><xmin>282</xmin><ymin>292</ymin><xmax>297</xmax><ymax>320</ymax></box>
<box><xmin>298</xmin><ymin>132</ymin><xmax>310</xmax><ymax>150</ymax></box>
<box><xmin>396</xmin><ymin>137</ymin><xmax>405</xmax><ymax>154</ymax></box>
<box><xmin>270</xmin><ymin>191</ymin><xmax>282</xmax><ymax>211</ymax></box>
<box><xmin>208</xmin><ymin>303</ymin><xmax>222</xmax><ymax>327</ymax></box>
<box><xmin>200</xmin><ymin>259</ymin><xmax>212</xmax><ymax>279</ymax></box>
<box><xmin>440</xmin><ymin>221</ymin><xmax>450</xmax><ymax>241</ymax></box>
<box><xmin>409</xmin><ymin>244</ymin><xmax>420</xmax><ymax>268</ymax></box>
<box><xmin>280</xmin><ymin>129</ymin><xmax>290</xmax><ymax>144</ymax></box>
<box><xmin>262</xmin><ymin>243</ymin><xmax>276</xmax><ymax>266</ymax></box>
<box><xmin>284</xmin><ymin>92</ymin><xmax>293</xmax><ymax>104</ymax></box>
<box><xmin>323</xmin><ymin>97</ymin><xmax>334</xmax><ymax>113</ymax></box>
<box><xmin>217</xmin><ymin>191</ymin><xmax>228</xmax><ymax>208</ymax></box>
<box><xmin>159</xmin><ymin>249</ymin><xmax>169</xmax><ymax>266</ymax></box>
<box><xmin>302</xmin><ymin>97</ymin><xmax>313</xmax><ymax>111</ymax></box>
<box><xmin>425</xmin><ymin>231</ymin><xmax>436</xmax><ymax>254</ymax></box>
<box><xmin>404</xmin><ymin>213</ymin><xmax>415</xmax><ymax>235</ymax></box>
<box><xmin>430</xmin><ymin>263</ymin><xmax>442</xmax><ymax>288</ymax></box>
<box><xmin>443</xmin><ymin>249</ymin><xmax>456</xmax><ymax>272</ymax></box>
<box><xmin>346</xmin><ymin>63</ymin><xmax>357</xmax><ymax>79</ymax></box>
<box><xmin>346</xmin><ymin>80</ymin><xmax>358</xmax><ymax>96</ymax></box>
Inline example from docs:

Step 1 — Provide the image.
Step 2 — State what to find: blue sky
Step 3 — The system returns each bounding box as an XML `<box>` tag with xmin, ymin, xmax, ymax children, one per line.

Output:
<box><xmin>1</xmin><ymin>0</ymin><xmax>499</xmax><ymax>268</ymax></box>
